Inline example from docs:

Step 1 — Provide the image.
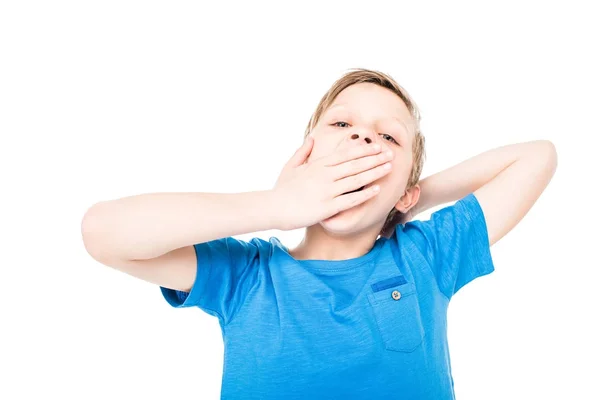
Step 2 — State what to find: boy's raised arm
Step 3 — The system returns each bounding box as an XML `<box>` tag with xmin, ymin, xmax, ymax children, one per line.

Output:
<box><xmin>415</xmin><ymin>139</ymin><xmax>558</xmax><ymax>246</ymax></box>
<box><xmin>81</xmin><ymin>190</ymin><xmax>282</xmax><ymax>262</ymax></box>
<box><xmin>81</xmin><ymin>190</ymin><xmax>288</xmax><ymax>293</ymax></box>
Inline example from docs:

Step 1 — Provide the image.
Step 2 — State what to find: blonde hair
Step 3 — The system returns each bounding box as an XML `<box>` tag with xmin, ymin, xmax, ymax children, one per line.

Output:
<box><xmin>303</xmin><ymin>68</ymin><xmax>426</xmax><ymax>235</ymax></box>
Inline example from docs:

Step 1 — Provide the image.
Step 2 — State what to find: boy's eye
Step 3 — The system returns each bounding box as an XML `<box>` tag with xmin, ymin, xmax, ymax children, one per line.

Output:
<box><xmin>333</xmin><ymin>121</ymin><xmax>350</xmax><ymax>128</ymax></box>
<box><xmin>380</xmin><ymin>133</ymin><xmax>398</xmax><ymax>144</ymax></box>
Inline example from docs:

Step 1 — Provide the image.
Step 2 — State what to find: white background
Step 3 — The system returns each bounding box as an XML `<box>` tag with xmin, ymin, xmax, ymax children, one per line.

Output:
<box><xmin>1</xmin><ymin>1</ymin><xmax>598</xmax><ymax>399</ymax></box>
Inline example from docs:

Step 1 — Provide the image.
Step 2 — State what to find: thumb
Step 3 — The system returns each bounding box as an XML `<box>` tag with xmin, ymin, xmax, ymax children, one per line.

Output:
<box><xmin>286</xmin><ymin>135</ymin><xmax>314</xmax><ymax>168</ymax></box>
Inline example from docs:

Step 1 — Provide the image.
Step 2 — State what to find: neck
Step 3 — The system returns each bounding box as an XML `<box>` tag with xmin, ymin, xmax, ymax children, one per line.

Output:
<box><xmin>289</xmin><ymin>223</ymin><xmax>383</xmax><ymax>261</ymax></box>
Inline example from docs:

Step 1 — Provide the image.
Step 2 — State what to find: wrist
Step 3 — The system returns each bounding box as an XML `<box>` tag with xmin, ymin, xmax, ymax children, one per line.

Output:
<box><xmin>261</xmin><ymin>189</ymin><xmax>286</xmax><ymax>231</ymax></box>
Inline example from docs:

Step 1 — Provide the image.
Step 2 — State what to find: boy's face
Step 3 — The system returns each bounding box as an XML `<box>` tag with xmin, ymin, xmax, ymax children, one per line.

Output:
<box><xmin>307</xmin><ymin>82</ymin><xmax>417</xmax><ymax>235</ymax></box>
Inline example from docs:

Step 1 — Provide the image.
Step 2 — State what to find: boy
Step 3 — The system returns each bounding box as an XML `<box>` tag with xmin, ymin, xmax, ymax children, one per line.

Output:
<box><xmin>81</xmin><ymin>68</ymin><xmax>557</xmax><ymax>399</ymax></box>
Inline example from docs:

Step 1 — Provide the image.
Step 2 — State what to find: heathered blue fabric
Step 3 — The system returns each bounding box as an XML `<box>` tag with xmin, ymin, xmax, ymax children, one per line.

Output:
<box><xmin>160</xmin><ymin>193</ymin><xmax>495</xmax><ymax>399</ymax></box>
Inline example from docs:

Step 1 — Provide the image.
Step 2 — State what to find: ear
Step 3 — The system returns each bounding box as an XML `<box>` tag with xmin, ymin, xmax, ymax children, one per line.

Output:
<box><xmin>394</xmin><ymin>184</ymin><xmax>421</xmax><ymax>214</ymax></box>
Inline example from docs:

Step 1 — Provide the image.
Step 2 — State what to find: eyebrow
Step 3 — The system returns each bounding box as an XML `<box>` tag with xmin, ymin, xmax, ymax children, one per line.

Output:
<box><xmin>324</xmin><ymin>104</ymin><xmax>412</xmax><ymax>140</ymax></box>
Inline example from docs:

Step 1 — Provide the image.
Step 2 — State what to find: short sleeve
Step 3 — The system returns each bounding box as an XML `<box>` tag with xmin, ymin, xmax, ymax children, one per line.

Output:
<box><xmin>159</xmin><ymin>236</ymin><xmax>260</xmax><ymax>325</ymax></box>
<box><xmin>400</xmin><ymin>192</ymin><xmax>495</xmax><ymax>300</ymax></box>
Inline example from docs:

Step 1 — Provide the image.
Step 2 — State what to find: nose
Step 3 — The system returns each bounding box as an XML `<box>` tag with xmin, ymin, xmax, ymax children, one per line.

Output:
<box><xmin>347</xmin><ymin>130</ymin><xmax>377</xmax><ymax>145</ymax></box>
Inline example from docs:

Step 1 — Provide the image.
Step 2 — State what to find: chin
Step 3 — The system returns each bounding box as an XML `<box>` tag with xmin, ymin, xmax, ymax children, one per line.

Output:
<box><xmin>319</xmin><ymin>202</ymin><xmax>371</xmax><ymax>236</ymax></box>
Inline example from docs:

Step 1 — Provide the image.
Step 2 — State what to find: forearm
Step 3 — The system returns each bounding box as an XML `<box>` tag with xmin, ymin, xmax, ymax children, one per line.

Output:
<box><xmin>81</xmin><ymin>190</ymin><xmax>280</xmax><ymax>261</ymax></box>
<box><xmin>415</xmin><ymin>140</ymin><xmax>546</xmax><ymax>214</ymax></box>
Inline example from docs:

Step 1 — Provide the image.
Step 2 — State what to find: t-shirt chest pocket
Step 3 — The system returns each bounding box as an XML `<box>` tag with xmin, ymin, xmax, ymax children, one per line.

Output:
<box><xmin>366</xmin><ymin>275</ymin><xmax>425</xmax><ymax>352</ymax></box>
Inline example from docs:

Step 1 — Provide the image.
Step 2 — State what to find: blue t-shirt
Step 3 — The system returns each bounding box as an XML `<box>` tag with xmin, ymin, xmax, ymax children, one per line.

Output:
<box><xmin>160</xmin><ymin>193</ymin><xmax>495</xmax><ymax>399</ymax></box>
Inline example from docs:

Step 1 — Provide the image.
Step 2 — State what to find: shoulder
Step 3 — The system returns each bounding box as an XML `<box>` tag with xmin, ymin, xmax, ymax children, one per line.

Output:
<box><xmin>399</xmin><ymin>193</ymin><xmax>485</xmax><ymax>238</ymax></box>
<box><xmin>391</xmin><ymin>192</ymin><xmax>491</xmax><ymax>269</ymax></box>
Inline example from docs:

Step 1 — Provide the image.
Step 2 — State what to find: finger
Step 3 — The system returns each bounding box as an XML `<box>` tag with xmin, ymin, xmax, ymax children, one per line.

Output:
<box><xmin>330</xmin><ymin>149</ymin><xmax>392</xmax><ymax>181</ymax></box>
<box><xmin>323</xmin><ymin>143</ymin><xmax>382</xmax><ymax>167</ymax></box>
<box><xmin>332</xmin><ymin>162</ymin><xmax>392</xmax><ymax>196</ymax></box>
<box><xmin>286</xmin><ymin>136</ymin><xmax>314</xmax><ymax>168</ymax></box>
<box><xmin>330</xmin><ymin>184</ymin><xmax>381</xmax><ymax>214</ymax></box>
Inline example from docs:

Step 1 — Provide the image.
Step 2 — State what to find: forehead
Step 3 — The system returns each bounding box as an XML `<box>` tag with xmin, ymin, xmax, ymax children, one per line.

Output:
<box><xmin>325</xmin><ymin>83</ymin><xmax>415</xmax><ymax>136</ymax></box>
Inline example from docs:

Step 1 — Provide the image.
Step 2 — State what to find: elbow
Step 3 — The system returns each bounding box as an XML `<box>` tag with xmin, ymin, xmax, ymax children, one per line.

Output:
<box><xmin>541</xmin><ymin>140</ymin><xmax>558</xmax><ymax>175</ymax></box>
<box><xmin>530</xmin><ymin>139</ymin><xmax>558</xmax><ymax>175</ymax></box>
<box><xmin>531</xmin><ymin>140</ymin><xmax>558</xmax><ymax>185</ymax></box>
<box><xmin>81</xmin><ymin>202</ymin><xmax>111</xmax><ymax>262</ymax></box>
